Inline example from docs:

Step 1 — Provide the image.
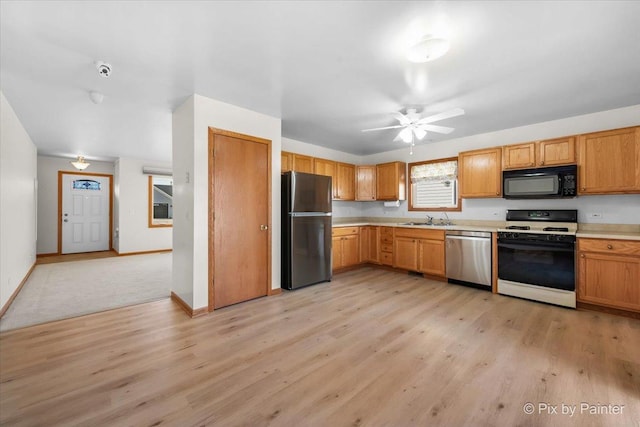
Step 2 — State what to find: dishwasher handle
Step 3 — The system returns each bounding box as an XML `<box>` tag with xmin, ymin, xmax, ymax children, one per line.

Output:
<box><xmin>446</xmin><ymin>235</ymin><xmax>491</xmax><ymax>242</ymax></box>
<box><xmin>446</xmin><ymin>230</ymin><xmax>491</xmax><ymax>239</ymax></box>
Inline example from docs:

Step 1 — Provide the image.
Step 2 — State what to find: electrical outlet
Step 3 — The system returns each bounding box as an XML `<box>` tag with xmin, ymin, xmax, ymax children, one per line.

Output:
<box><xmin>588</xmin><ymin>212</ymin><xmax>603</xmax><ymax>219</ymax></box>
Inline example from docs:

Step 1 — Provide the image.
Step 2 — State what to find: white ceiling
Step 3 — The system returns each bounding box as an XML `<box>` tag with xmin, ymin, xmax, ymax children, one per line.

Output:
<box><xmin>2</xmin><ymin>1</ymin><xmax>640</xmax><ymax>163</ymax></box>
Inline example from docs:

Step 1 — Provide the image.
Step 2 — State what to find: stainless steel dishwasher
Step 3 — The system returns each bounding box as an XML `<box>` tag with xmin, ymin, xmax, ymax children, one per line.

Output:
<box><xmin>445</xmin><ymin>230</ymin><xmax>492</xmax><ymax>288</ymax></box>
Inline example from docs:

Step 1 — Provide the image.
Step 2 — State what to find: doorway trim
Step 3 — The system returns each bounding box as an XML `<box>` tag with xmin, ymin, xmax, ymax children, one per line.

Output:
<box><xmin>57</xmin><ymin>171</ymin><xmax>114</xmax><ymax>255</ymax></box>
<box><xmin>208</xmin><ymin>127</ymin><xmax>272</xmax><ymax>312</ymax></box>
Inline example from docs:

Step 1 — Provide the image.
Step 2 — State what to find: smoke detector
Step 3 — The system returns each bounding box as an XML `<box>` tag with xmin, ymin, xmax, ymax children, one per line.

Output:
<box><xmin>95</xmin><ymin>61</ymin><xmax>112</xmax><ymax>78</ymax></box>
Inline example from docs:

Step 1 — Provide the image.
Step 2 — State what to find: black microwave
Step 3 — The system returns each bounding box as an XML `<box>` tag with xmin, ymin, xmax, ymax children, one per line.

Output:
<box><xmin>503</xmin><ymin>165</ymin><xmax>577</xmax><ymax>199</ymax></box>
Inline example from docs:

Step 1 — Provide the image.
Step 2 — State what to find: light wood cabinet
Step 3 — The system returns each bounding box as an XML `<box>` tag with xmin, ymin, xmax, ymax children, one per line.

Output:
<box><xmin>292</xmin><ymin>153</ymin><xmax>314</xmax><ymax>173</ymax></box>
<box><xmin>418</xmin><ymin>239</ymin><xmax>446</xmax><ymax>276</ymax></box>
<box><xmin>578</xmin><ymin>126</ymin><xmax>640</xmax><ymax>194</ymax></box>
<box><xmin>376</xmin><ymin>162</ymin><xmax>406</xmax><ymax>201</ymax></box>
<box><xmin>379</xmin><ymin>227</ymin><xmax>394</xmax><ymax>266</ymax></box>
<box><xmin>356</xmin><ymin>165</ymin><xmax>376</xmax><ymax>201</ymax></box>
<box><xmin>538</xmin><ymin>136</ymin><xmax>576</xmax><ymax>166</ymax></box>
<box><xmin>459</xmin><ymin>147</ymin><xmax>502</xmax><ymax>198</ymax></box>
<box><xmin>502</xmin><ymin>137</ymin><xmax>576</xmax><ymax>170</ymax></box>
<box><xmin>359</xmin><ymin>226</ymin><xmax>379</xmax><ymax>263</ymax></box>
<box><xmin>503</xmin><ymin>143</ymin><xmax>536</xmax><ymax>170</ymax></box>
<box><xmin>335</xmin><ymin>162</ymin><xmax>355</xmax><ymax>201</ymax></box>
<box><xmin>281</xmin><ymin>151</ymin><xmax>292</xmax><ymax>173</ymax></box>
<box><xmin>313</xmin><ymin>158</ymin><xmax>338</xmax><ymax>198</ymax></box>
<box><xmin>578</xmin><ymin>238</ymin><xmax>640</xmax><ymax>312</ymax></box>
<box><xmin>394</xmin><ymin>228</ymin><xmax>446</xmax><ymax>276</ymax></box>
<box><xmin>332</xmin><ymin>227</ymin><xmax>360</xmax><ymax>270</ymax></box>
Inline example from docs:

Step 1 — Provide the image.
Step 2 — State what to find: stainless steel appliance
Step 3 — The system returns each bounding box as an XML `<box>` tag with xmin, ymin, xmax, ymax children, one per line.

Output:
<box><xmin>445</xmin><ymin>230</ymin><xmax>492</xmax><ymax>288</ymax></box>
<box><xmin>281</xmin><ymin>171</ymin><xmax>332</xmax><ymax>290</ymax></box>
<box><xmin>503</xmin><ymin>165</ymin><xmax>577</xmax><ymax>199</ymax></box>
<box><xmin>497</xmin><ymin>209</ymin><xmax>577</xmax><ymax>308</ymax></box>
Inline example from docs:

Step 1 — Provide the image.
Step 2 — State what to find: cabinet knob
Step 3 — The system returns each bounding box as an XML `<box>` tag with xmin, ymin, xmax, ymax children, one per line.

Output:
<box><xmin>540</xmin><ymin>161</ymin><xmax>544</xmax><ymax>165</ymax></box>
<box><xmin>580</xmin><ymin>254</ymin><xmax>585</xmax><ymax>258</ymax></box>
<box><xmin>581</xmin><ymin>188</ymin><xmax>585</xmax><ymax>191</ymax></box>
<box><xmin>496</xmin><ymin>192</ymin><xmax>499</xmax><ymax>195</ymax></box>
<box><xmin>607</xmin><ymin>244</ymin><xmax>613</xmax><ymax>249</ymax></box>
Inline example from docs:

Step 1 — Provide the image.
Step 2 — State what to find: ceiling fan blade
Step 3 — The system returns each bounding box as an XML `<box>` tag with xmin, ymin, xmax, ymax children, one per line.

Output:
<box><xmin>361</xmin><ymin>125</ymin><xmax>405</xmax><ymax>132</ymax></box>
<box><xmin>418</xmin><ymin>124</ymin><xmax>455</xmax><ymax>134</ymax></box>
<box><xmin>418</xmin><ymin>108</ymin><xmax>465</xmax><ymax>124</ymax></box>
<box><xmin>391</xmin><ymin>112</ymin><xmax>411</xmax><ymax>125</ymax></box>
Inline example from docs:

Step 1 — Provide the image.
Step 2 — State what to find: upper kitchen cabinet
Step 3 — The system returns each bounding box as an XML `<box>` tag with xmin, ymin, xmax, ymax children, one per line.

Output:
<box><xmin>313</xmin><ymin>158</ymin><xmax>338</xmax><ymax>198</ymax></box>
<box><xmin>281</xmin><ymin>151</ymin><xmax>292</xmax><ymax>173</ymax></box>
<box><xmin>281</xmin><ymin>151</ymin><xmax>313</xmax><ymax>173</ymax></box>
<box><xmin>502</xmin><ymin>137</ymin><xmax>576</xmax><ymax>170</ymax></box>
<box><xmin>335</xmin><ymin>162</ymin><xmax>355</xmax><ymax>200</ymax></box>
<box><xmin>459</xmin><ymin>147</ymin><xmax>502</xmax><ymax>198</ymax></box>
<box><xmin>578</xmin><ymin>126</ymin><xmax>640</xmax><ymax>194</ymax></box>
<box><xmin>376</xmin><ymin>161</ymin><xmax>406</xmax><ymax>201</ymax></box>
<box><xmin>356</xmin><ymin>165</ymin><xmax>376</xmax><ymax>201</ymax></box>
<box><xmin>292</xmin><ymin>153</ymin><xmax>314</xmax><ymax>173</ymax></box>
<box><xmin>503</xmin><ymin>142</ymin><xmax>536</xmax><ymax>170</ymax></box>
<box><xmin>538</xmin><ymin>136</ymin><xmax>576</xmax><ymax>166</ymax></box>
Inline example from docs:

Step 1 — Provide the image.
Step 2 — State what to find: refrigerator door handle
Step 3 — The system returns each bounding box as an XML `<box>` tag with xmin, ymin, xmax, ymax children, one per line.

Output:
<box><xmin>290</xmin><ymin>212</ymin><xmax>332</xmax><ymax>217</ymax></box>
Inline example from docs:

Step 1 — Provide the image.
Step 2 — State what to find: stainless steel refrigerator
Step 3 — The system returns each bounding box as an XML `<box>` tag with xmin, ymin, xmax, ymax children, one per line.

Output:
<box><xmin>281</xmin><ymin>171</ymin><xmax>332</xmax><ymax>290</ymax></box>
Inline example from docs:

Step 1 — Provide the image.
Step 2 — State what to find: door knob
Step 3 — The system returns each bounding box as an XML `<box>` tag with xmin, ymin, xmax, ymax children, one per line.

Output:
<box><xmin>260</xmin><ymin>224</ymin><xmax>268</xmax><ymax>231</ymax></box>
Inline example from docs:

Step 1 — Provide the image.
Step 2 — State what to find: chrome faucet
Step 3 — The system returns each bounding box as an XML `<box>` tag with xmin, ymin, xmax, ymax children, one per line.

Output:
<box><xmin>440</xmin><ymin>212</ymin><xmax>453</xmax><ymax>226</ymax></box>
<box><xmin>425</xmin><ymin>215</ymin><xmax>434</xmax><ymax>225</ymax></box>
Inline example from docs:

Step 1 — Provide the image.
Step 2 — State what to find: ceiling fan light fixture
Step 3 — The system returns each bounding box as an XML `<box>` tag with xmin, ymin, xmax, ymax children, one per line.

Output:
<box><xmin>399</xmin><ymin>127</ymin><xmax>413</xmax><ymax>143</ymax></box>
<box><xmin>413</xmin><ymin>127</ymin><xmax>427</xmax><ymax>140</ymax></box>
<box><xmin>406</xmin><ymin>35</ymin><xmax>450</xmax><ymax>63</ymax></box>
<box><xmin>71</xmin><ymin>156</ymin><xmax>90</xmax><ymax>170</ymax></box>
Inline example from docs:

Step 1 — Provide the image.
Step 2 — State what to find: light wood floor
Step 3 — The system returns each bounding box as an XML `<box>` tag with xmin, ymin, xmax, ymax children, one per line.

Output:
<box><xmin>1</xmin><ymin>268</ymin><xmax>638</xmax><ymax>426</ymax></box>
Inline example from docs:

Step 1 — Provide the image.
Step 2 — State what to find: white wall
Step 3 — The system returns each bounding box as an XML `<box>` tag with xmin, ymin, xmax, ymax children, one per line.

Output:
<box><xmin>0</xmin><ymin>91</ymin><xmax>37</xmax><ymax>311</ymax></box>
<box><xmin>172</xmin><ymin>94</ymin><xmax>281</xmax><ymax>310</ymax></box>
<box><xmin>351</xmin><ymin>104</ymin><xmax>640</xmax><ymax>224</ymax></box>
<box><xmin>36</xmin><ymin>155</ymin><xmax>115</xmax><ymax>254</ymax></box>
<box><xmin>115</xmin><ymin>157</ymin><xmax>172</xmax><ymax>254</ymax></box>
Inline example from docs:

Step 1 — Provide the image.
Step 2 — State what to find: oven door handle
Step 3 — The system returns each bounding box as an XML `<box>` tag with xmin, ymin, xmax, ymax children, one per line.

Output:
<box><xmin>498</xmin><ymin>242</ymin><xmax>575</xmax><ymax>252</ymax></box>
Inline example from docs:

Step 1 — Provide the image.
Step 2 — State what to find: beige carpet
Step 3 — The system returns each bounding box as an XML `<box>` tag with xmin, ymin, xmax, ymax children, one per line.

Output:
<box><xmin>0</xmin><ymin>253</ymin><xmax>171</xmax><ymax>332</ymax></box>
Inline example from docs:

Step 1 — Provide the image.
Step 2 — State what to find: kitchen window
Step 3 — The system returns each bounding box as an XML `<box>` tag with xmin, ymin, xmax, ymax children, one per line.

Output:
<box><xmin>408</xmin><ymin>157</ymin><xmax>461</xmax><ymax>211</ymax></box>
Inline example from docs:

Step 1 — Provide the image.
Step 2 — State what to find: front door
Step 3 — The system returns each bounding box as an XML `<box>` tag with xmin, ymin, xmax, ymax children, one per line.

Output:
<box><xmin>210</xmin><ymin>129</ymin><xmax>270</xmax><ymax>309</ymax></box>
<box><xmin>61</xmin><ymin>173</ymin><xmax>111</xmax><ymax>254</ymax></box>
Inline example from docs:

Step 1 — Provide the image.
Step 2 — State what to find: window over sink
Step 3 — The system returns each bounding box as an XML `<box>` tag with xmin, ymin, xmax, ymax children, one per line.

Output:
<box><xmin>409</xmin><ymin>157</ymin><xmax>461</xmax><ymax>212</ymax></box>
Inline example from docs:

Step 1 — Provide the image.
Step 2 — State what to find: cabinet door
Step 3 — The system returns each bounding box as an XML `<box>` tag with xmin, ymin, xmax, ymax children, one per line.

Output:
<box><xmin>369</xmin><ymin>226</ymin><xmax>380</xmax><ymax>263</ymax></box>
<box><xmin>578</xmin><ymin>252</ymin><xmax>640</xmax><ymax>312</ymax></box>
<box><xmin>376</xmin><ymin>162</ymin><xmax>406</xmax><ymax>201</ymax></box>
<box><xmin>332</xmin><ymin>236</ymin><xmax>343</xmax><ymax>271</ymax></box>
<box><xmin>578</xmin><ymin>127</ymin><xmax>640</xmax><ymax>194</ymax></box>
<box><xmin>394</xmin><ymin>237</ymin><xmax>418</xmax><ymax>271</ymax></box>
<box><xmin>356</xmin><ymin>165</ymin><xmax>376</xmax><ymax>201</ymax></box>
<box><xmin>418</xmin><ymin>239</ymin><xmax>446</xmax><ymax>277</ymax></box>
<box><xmin>292</xmin><ymin>154</ymin><xmax>314</xmax><ymax>173</ymax></box>
<box><xmin>281</xmin><ymin>151</ymin><xmax>293</xmax><ymax>173</ymax></box>
<box><xmin>359</xmin><ymin>226</ymin><xmax>370</xmax><ymax>262</ymax></box>
<box><xmin>335</xmin><ymin>163</ymin><xmax>355</xmax><ymax>200</ymax></box>
<box><xmin>342</xmin><ymin>235</ymin><xmax>360</xmax><ymax>267</ymax></box>
<box><xmin>314</xmin><ymin>158</ymin><xmax>338</xmax><ymax>198</ymax></box>
<box><xmin>459</xmin><ymin>148</ymin><xmax>502</xmax><ymax>198</ymax></box>
<box><xmin>503</xmin><ymin>143</ymin><xmax>536</xmax><ymax>170</ymax></box>
<box><xmin>538</xmin><ymin>137</ymin><xmax>576</xmax><ymax>166</ymax></box>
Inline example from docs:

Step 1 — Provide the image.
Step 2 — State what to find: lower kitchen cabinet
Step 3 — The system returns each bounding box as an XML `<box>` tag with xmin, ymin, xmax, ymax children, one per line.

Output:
<box><xmin>332</xmin><ymin>227</ymin><xmax>360</xmax><ymax>271</ymax></box>
<box><xmin>578</xmin><ymin>238</ymin><xmax>640</xmax><ymax>312</ymax></box>
<box><xmin>360</xmin><ymin>226</ymin><xmax>379</xmax><ymax>263</ymax></box>
<box><xmin>379</xmin><ymin>227</ymin><xmax>394</xmax><ymax>266</ymax></box>
<box><xmin>418</xmin><ymin>239</ymin><xmax>446</xmax><ymax>276</ymax></box>
<box><xmin>394</xmin><ymin>228</ymin><xmax>446</xmax><ymax>277</ymax></box>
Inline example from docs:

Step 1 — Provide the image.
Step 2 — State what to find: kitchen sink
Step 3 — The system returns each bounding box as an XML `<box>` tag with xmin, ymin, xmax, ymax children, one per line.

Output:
<box><xmin>399</xmin><ymin>222</ymin><xmax>429</xmax><ymax>226</ymax></box>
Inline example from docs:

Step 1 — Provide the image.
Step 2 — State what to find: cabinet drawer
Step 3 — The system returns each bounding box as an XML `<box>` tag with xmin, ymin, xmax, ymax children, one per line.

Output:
<box><xmin>394</xmin><ymin>228</ymin><xmax>445</xmax><ymax>240</ymax></box>
<box><xmin>380</xmin><ymin>227</ymin><xmax>394</xmax><ymax>237</ymax></box>
<box><xmin>380</xmin><ymin>252</ymin><xmax>393</xmax><ymax>265</ymax></box>
<box><xmin>332</xmin><ymin>227</ymin><xmax>359</xmax><ymax>236</ymax></box>
<box><xmin>381</xmin><ymin>244</ymin><xmax>393</xmax><ymax>253</ymax></box>
<box><xmin>579</xmin><ymin>238</ymin><xmax>640</xmax><ymax>256</ymax></box>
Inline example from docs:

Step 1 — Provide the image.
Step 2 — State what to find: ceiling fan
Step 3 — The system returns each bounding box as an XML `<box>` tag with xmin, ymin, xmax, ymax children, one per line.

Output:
<box><xmin>362</xmin><ymin>107</ymin><xmax>465</xmax><ymax>144</ymax></box>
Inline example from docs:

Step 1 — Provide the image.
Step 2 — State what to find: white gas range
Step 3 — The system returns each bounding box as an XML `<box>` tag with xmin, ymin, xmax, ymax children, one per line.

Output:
<box><xmin>497</xmin><ymin>210</ymin><xmax>578</xmax><ymax>308</ymax></box>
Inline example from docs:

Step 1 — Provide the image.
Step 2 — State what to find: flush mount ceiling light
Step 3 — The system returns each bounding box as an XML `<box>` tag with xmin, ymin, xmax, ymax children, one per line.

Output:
<box><xmin>406</xmin><ymin>35</ymin><xmax>450</xmax><ymax>63</ymax></box>
<box><xmin>89</xmin><ymin>91</ymin><xmax>104</xmax><ymax>104</ymax></box>
<box><xmin>71</xmin><ymin>156</ymin><xmax>90</xmax><ymax>170</ymax></box>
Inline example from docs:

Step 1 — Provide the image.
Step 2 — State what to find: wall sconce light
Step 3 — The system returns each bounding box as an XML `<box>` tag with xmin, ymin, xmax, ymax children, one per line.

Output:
<box><xmin>71</xmin><ymin>156</ymin><xmax>91</xmax><ymax>170</ymax></box>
